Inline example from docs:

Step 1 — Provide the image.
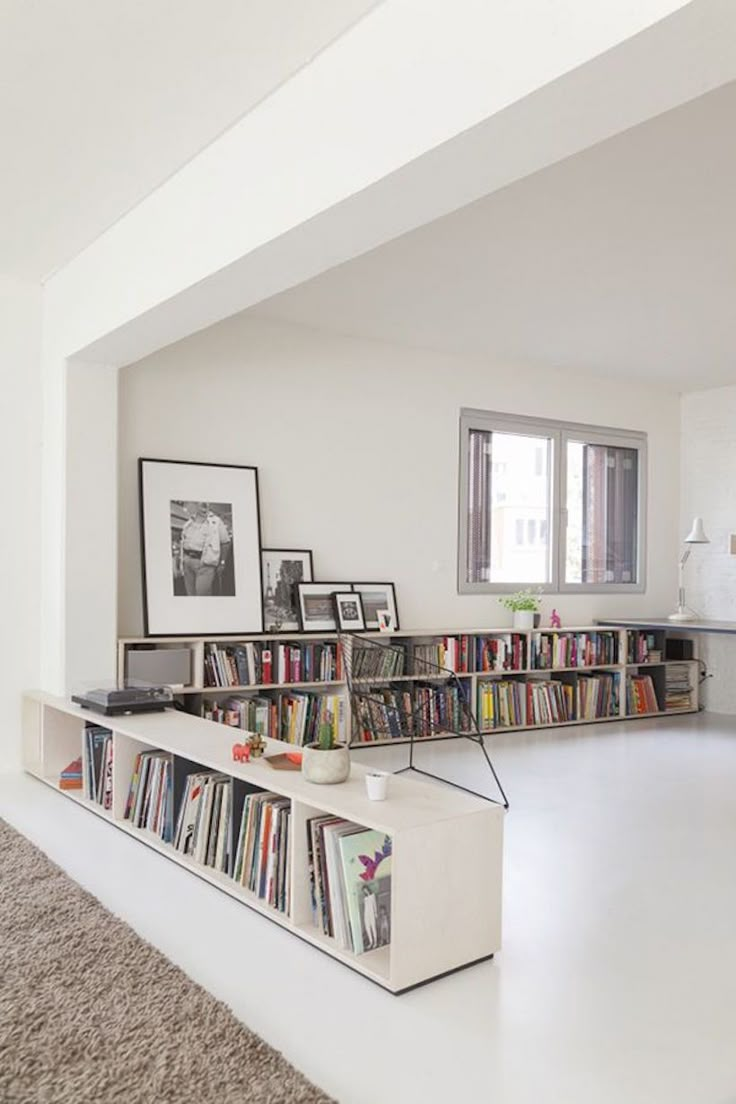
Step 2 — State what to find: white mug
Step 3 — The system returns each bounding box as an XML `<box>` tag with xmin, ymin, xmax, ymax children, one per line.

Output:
<box><xmin>365</xmin><ymin>772</ymin><xmax>389</xmax><ymax>801</ymax></box>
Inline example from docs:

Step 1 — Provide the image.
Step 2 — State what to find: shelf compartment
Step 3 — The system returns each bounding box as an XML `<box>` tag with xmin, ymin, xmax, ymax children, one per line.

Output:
<box><xmin>41</xmin><ymin>706</ymin><xmax>85</xmax><ymax>787</ymax></box>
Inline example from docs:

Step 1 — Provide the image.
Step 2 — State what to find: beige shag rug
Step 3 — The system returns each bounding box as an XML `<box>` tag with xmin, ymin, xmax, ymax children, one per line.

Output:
<box><xmin>0</xmin><ymin>819</ymin><xmax>333</xmax><ymax>1104</ymax></box>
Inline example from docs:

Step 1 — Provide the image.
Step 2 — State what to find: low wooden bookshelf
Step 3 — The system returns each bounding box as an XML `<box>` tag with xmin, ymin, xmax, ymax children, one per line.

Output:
<box><xmin>22</xmin><ymin>692</ymin><xmax>503</xmax><ymax>994</ymax></box>
<box><xmin>118</xmin><ymin>625</ymin><xmax>700</xmax><ymax>747</ymax></box>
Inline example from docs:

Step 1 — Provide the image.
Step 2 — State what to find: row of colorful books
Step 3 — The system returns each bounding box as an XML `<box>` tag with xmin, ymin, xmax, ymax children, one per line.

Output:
<box><xmin>174</xmin><ymin>771</ymin><xmax>231</xmax><ymax>871</ymax></box>
<box><xmin>477</xmin><ymin>673</ymin><xmax>619</xmax><ymax>728</ymax></box>
<box><xmin>414</xmin><ymin>636</ymin><xmax>472</xmax><ymax>674</ymax></box>
<box><xmin>124</xmin><ymin>749</ymin><xmax>173</xmax><ymax>841</ymax></box>
<box><xmin>577</xmin><ymin>672</ymin><xmax>619</xmax><ymax>719</ymax></box>
<box><xmin>84</xmin><ymin>724</ymin><xmax>113</xmax><ymax>809</ymax></box>
<box><xmin>665</xmin><ymin>663</ymin><xmax>693</xmax><ymax>710</ymax></box>
<box><xmin>233</xmin><ymin>791</ymin><xmax>291</xmax><ymax>914</ymax></box>
<box><xmin>626</xmin><ymin>674</ymin><xmax>661</xmax><ymax>714</ymax></box>
<box><xmin>475</xmin><ymin>634</ymin><xmax>527</xmax><ymax>673</ymax></box>
<box><xmin>204</xmin><ymin>641</ymin><xmax>341</xmax><ymax>688</ymax></box>
<box><xmin>200</xmin><ymin>691</ymin><xmax>346</xmax><ymax>746</ymax></box>
<box><xmin>626</xmin><ymin>631</ymin><xmax>663</xmax><ymax>665</ymax></box>
<box><xmin>307</xmin><ymin>817</ymin><xmax>392</xmax><ymax>955</ymax></box>
<box><xmin>414</xmin><ymin>683</ymin><xmax>466</xmax><ymax>735</ymax></box>
<box><xmin>279</xmin><ymin>693</ymin><xmax>345</xmax><ymax>746</ymax></box>
<box><xmin>529</xmin><ymin>631</ymin><xmax>619</xmax><ymax>670</ymax></box>
<box><xmin>354</xmin><ymin>689</ymin><xmax>413</xmax><ymax>742</ymax></box>
<box><xmin>480</xmin><ymin>678</ymin><xmax>576</xmax><ymax>728</ymax></box>
<box><xmin>352</xmin><ymin>683</ymin><xmax>467</xmax><ymax>741</ymax></box>
<box><xmin>351</xmin><ymin>643</ymin><xmax>406</xmax><ymax>680</ymax></box>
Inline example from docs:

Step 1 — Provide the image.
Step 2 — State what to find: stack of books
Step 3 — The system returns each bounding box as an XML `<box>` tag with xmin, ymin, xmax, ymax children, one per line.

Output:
<box><xmin>307</xmin><ymin>817</ymin><xmax>392</xmax><ymax>955</ymax></box>
<box><xmin>665</xmin><ymin>664</ymin><xmax>692</xmax><ymax>710</ymax></box>
<box><xmin>125</xmin><ymin>750</ymin><xmax>173</xmax><ymax>842</ymax></box>
<box><xmin>59</xmin><ymin>756</ymin><xmax>83</xmax><ymax>791</ymax></box>
<box><xmin>626</xmin><ymin>673</ymin><xmax>660</xmax><ymax>714</ymax></box>
<box><xmin>174</xmin><ymin>771</ymin><xmax>231</xmax><ymax>870</ymax></box>
<box><xmin>84</xmin><ymin>724</ymin><xmax>113</xmax><ymax>808</ymax></box>
<box><xmin>233</xmin><ymin>791</ymin><xmax>291</xmax><ymax>913</ymax></box>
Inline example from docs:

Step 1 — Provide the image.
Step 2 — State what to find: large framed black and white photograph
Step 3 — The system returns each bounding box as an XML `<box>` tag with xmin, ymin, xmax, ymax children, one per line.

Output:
<box><xmin>261</xmin><ymin>549</ymin><xmax>314</xmax><ymax>632</ymax></box>
<box><xmin>297</xmin><ymin>582</ymin><xmax>354</xmax><ymax>633</ymax></box>
<box><xmin>139</xmin><ymin>458</ymin><xmax>263</xmax><ymax>636</ymax></box>
<box><xmin>351</xmin><ymin>583</ymin><xmax>400</xmax><ymax>631</ymax></box>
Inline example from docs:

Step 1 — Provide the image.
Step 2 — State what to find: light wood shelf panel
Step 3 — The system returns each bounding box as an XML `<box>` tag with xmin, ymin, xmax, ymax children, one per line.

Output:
<box><xmin>118</xmin><ymin>627</ymin><xmax>700</xmax><ymax>747</ymax></box>
<box><xmin>24</xmin><ymin>692</ymin><xmax>503</xmax><ymax>994</ymax></box>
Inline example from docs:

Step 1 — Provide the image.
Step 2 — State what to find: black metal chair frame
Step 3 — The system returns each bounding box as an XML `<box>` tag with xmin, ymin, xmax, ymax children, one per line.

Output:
<box><xmin>339</xmin><ymin>633</ymin><xmax>509</xmax><ymax>809</ymax></box>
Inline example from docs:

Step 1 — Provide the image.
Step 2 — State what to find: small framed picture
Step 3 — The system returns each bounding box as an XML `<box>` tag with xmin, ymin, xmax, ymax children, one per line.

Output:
<box><xmin>376</xmin><ymin>609</ymin><xmax>395</xmax><ymax>633</ymax></box>
<box><xmin>261</xmin><ymin>549</ymin><xmax>313</xmax><ymax>632</ymax></box>
<box><xmin>297</xmin><ymin>582</ymin><xmax>354</xmax><ymax>633</ymax></box>
<box><xmin>334</xmin><ymin>592</ymin><xmax>365</xmax><ymax>632</ymax></box>
<box><xmin>351</xmin><ymin>582</ymin><xmax>399</xmax><ymax>631</ymax></box>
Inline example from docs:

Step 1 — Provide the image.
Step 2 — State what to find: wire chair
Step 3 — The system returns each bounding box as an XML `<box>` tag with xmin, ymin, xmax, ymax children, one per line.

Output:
<box><xmin>339</xmin><ymin>633</ymin><xmax>509</xmax><ymax>808</ymax></box>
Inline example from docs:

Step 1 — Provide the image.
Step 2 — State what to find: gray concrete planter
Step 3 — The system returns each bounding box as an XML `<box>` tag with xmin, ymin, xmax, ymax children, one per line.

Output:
<box><xmin>301</xmin><ymin>742</ymin><xmax>350</xmax><ymax>784</ymax></box>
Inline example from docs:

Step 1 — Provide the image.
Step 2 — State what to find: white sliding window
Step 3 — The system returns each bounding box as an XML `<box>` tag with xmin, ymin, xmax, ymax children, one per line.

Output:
<box><xmin>458</xmin><ymin>410</ymin><xmax>646</xmax><ymax>594</ymax></box>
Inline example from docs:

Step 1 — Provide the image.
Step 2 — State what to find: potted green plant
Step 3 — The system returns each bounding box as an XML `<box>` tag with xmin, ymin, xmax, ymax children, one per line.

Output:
<box><xmin>498</xmin><ymin>588</ymin><xmax>542</xmax><ymax>630</ymax></box>
<box><xmin>301</xmin><ymin>718</ymin><xmax>350</xmax><ymax>784</ymax></box>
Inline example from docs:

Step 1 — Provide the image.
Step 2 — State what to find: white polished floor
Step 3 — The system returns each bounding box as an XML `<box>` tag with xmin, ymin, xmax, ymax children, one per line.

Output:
<box><xmin>3</xmin><ymin>713</ymin><xmax>736</xmax><ymax>1104</ymax></box>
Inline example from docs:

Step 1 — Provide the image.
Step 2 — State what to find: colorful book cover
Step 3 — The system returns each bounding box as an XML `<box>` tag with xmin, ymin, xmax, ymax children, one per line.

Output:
<box><xmin>338</xmin><ymin>830</ymin><xmax>392</xmax><ymax>955</ymax></box>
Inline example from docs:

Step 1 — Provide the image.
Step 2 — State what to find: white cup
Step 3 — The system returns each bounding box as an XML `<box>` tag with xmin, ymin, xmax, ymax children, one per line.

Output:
<box><xmin>365</xmin><ymin>772</ymin><xmax>389</xmax><ymax>801</ymax></box>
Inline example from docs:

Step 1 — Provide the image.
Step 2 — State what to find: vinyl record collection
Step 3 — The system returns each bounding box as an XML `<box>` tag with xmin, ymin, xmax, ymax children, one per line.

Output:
<box><xmin>233</xmin><ymin>791</ymin><xmax>291</xmax><ymax>914</ymax></box>
<box><xmin>84</xmin><ymin>723</ymin><xmax>113</xmax><ymax>809</ymax></box>
<box><xmin>124</xmin><ymin>749</ymin><xmax>173</xmax><ymax>841</ymax></box>
<box><xmin>307</xmin><ymin>817</ymin><xmax>392</xmax><ymax>955</ymax></box>
<box><xmin>174</xmin><ymin>771</ymin><xmax>231</xmax><ymax>871</ymax></box>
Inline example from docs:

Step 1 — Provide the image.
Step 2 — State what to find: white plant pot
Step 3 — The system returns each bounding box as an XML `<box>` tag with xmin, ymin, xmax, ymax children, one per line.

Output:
<box><xmin>512</xmin><ymin>610</ymin><xmax>535</xmax><ymax>630</ymax></box>
<box><xmin>301</xmin><ymin>742</ymin><xmax>350</xmax><ymax>784</ymax></box>
<box><xmin>365</xmin><ymin>772</ymin><xmax>389</xmax><ymax>801</ymax></box>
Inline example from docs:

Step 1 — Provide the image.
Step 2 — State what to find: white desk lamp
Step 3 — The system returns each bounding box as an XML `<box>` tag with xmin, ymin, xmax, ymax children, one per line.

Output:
<box><xmin>669</xmin><ymin>516</ymin><xmax>709</xmax><ymax>622</ymax></box>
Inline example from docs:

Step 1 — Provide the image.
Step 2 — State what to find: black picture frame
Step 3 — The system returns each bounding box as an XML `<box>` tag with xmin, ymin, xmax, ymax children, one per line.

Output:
<box><xmin>297</xmin><ymin>582</ymin><xmax>354</xmax><ymax>633</ymax></box>
<box><xmin>350</xmin><ymin>582</ymin><xmax>400</xmax><ymax>631</ymax></box>
<box><xmin>139</xmin><ymin>458</ymin><xmax>263</xmax><ymax>637</ymax></box>
<box><xmin>261</xmin><ymin>548</ymin><xmax>314</xmax><ymax>633</ymax></box>
<box><xmin>333</xmin><ymin>591</ymin><xmax>366</xmax><ymax>632</ymax></box>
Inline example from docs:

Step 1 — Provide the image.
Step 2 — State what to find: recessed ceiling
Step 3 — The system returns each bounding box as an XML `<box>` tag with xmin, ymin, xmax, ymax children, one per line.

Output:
<box><xmin>0</xmin><ymin>0</ymin><xmax>378</xmax><ymax>281</ymax></box>
<box><xmin>255</xmin><ymin>79</ymin><xmax>736</xmax><ymax>392</ymax></box>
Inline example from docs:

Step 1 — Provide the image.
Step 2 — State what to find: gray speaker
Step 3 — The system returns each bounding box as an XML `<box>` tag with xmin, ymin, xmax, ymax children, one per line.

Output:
<box><xmin>126</xmin><ymin>648</ymin><xmax>192</xmax><ymax>688</ymax></box>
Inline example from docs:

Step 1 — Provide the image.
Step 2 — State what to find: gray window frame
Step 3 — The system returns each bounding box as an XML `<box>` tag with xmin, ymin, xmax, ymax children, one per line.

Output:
<box><xmin>457</xmin><ymin>408</ymin><xmax>648</xmax><ymax>595</ymax></box>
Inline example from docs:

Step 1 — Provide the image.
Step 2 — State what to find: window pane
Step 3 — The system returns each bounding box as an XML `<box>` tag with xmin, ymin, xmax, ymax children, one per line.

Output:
<box><xmin>466</xmin><ymin>429</ymin><xmax>552</xmax><ymax>584</ymax></box>
<box><xmin>565</xmin><ymin>441</ymin><xmax>638</xmax><ymax>584</ymax></box>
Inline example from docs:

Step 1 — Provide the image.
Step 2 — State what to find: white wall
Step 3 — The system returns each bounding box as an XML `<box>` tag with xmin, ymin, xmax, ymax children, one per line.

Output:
<box><xmin>681</xmin><ymin>386</ymin><xmax>736</xmax><ymax>713</ymax></box>
<box><xmin>0</xmin><ymin>275</ymin><xmax>42</xmax><ymax>769</ymax></box>
<box><xmin>118</xmin><ymin>314</ymin><xmax>679</xmax><ymax>635</ymax></box>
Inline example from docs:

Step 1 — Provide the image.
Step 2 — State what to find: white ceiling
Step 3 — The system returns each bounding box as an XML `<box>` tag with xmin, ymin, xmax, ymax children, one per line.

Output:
<box><xmin>255</xmin><ymin>79</ymin><xmax>736</xmax><ymax>392</ymax></box>
<box><xmin>0</xmin><ymin>0</ymin><xmax>377</xmax><ymax>281</ymax></box>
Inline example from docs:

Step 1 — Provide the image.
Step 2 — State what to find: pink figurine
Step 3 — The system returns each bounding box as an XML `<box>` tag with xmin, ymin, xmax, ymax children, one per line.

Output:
<box><xmin>232</xmin><ymin>742</ymin><xmax>251</xmax><ymax>763</ymax></box>
<box><xmin>550</xmin><ymin>608</ymin><xmax>561</xmax><ymax>629</ymax></box>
